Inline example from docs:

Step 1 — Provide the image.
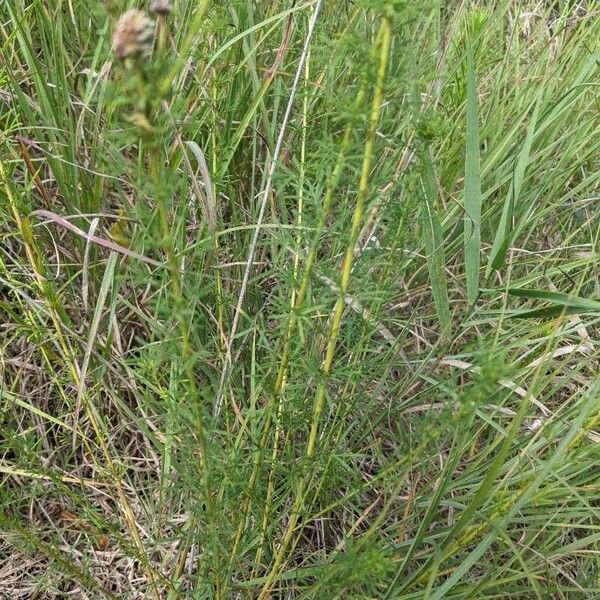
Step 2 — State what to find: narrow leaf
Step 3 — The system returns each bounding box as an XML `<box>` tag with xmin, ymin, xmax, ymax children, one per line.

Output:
<box><xmin>421</xmin><ymin>147</ymin><xmax>452</xmax><ymax>332</ymax></box>
<box><xmin>506</xmin><ymin>288</ymin><xmax>600</xmax><ymax>319</ymax></box>
<box><xmin>408</xmin><ymin>43</ymin><xmax>451</xmax><ymax>333</ymax></box>
<box><xmin>486</xmin><ymin>94</ymin><xmax>541</xmax><ymax>276</ymax></box>
<box><xmin>464</xmin><ymin>39</ymin><xmax>482</xmax><ymax>306</ymax></box>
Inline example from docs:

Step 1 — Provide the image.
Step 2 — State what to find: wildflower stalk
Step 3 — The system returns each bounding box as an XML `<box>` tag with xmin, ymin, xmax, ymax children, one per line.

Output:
<box><xmin>253</xmin><ymin>46</ymin><xmax>313</xmax><ymax>574</ymax></box>
<box><xmin>227</xmin><ymin>19</ymin><xmax>386</xmax><ymax>575</ymax></box>
<box><xmin>256</xmin><ymin>16</ymin><xmax>392</xmax><ymax>597</ymax></box>
<box><xmin>225</xmin><ymin>29</ymin><xmax>382</xmax><ymax>574</ymax></box>
<box><xmin>111</xmin><ymin>3</ymin><xmax>220</xmax><ymax>593</ymax></box>
<box><xmin>156</xmin><ymin>8</ymin><xmax>227</xmax><ymax>597</ymax></box>
<box><xmin>147</xmin><ymin>85</ymin><xmax>224</xmax><ymax>600</ymax></box>
<box><xmin>148</xmin><ymin>140</ymin><xmax>221</xmax><ymax>595</ymax></box>
<box><xmin>225</xmin><ymin>72</ymin><xmax>371</xmax><ymax>579</ymax></box>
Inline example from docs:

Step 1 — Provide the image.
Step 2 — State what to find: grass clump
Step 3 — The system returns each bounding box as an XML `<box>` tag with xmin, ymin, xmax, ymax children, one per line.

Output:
<box><xmin>1</xmin><ymin>0</ymin><xmax>599</xmax><ymax>598</ymax></box>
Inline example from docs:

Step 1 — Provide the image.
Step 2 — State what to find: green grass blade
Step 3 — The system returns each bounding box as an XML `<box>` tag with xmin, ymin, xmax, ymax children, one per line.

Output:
<box><xmin>431</xmin><ymin>374</ymin><xmax>600</xmax><ymax>599</ymax></box>
<box><xmin>506</xmin><ymin>288</ymin><xmax>600</xmax><ymax>318</ymax></box>
<box><xmin>464</xmin><ymin>38</ymin><xmax>482</xmax><ymax>306</ymax></box>
<box><xmin>486</xmin><ymin>94</ymin><xmax>541</xmax><ymax>276</ymax></box>
<box><xmin>408</xmin><ymin>38</ymin><xmax>451</xmax><ymax>333</ymax></box>
<box><xmin>1</xmin><ymin>388</ymin><xmax>77</xmax><ymax>433</ymax></box>
<box><xmin>421</xmin><ymin>146</ymin><xmax>452</xmax><ymax>332</ymax></box>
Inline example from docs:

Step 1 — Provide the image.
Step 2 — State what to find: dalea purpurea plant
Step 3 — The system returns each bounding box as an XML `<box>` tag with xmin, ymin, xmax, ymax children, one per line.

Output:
<box><xmin>0</xmin><ymin>1</ymin><xmax>599</xmax><ymax>598</ymax></box>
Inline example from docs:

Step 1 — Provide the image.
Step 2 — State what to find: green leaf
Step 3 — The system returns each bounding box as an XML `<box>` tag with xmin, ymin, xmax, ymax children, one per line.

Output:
<box><xmin>506</xmin><ymin>288</ymin><xmax>600</xmax><ymax>319</ymax></box>
<box><xmin>421</xmin><ymin>146</ymin><xmax>452</xmax><ymax>333</ymax></box>
<box><xmin>408</xmin><ymin>42</ymin><xmax>451</xmax><ymax>333</ymax></box>
<box><xmin>464</xmin><ymin>38</ymin><xmax>482</xmax><ymax>306</ymax></box>
<box><xmin>486</xmin><ymin>94</ymin><xmax>542</xmax><ymax>276</ymax></box>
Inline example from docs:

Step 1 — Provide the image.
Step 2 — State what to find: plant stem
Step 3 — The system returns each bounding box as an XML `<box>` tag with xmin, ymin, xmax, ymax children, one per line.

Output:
<box><xmin>256</xmin><ymin>15</ymin><xmax>392</xmax><ymax>598</ymax></box>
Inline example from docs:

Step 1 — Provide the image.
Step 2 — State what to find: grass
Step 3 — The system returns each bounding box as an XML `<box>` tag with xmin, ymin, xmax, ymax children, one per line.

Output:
<box><xmin>1</xmin><ymin>0</ymin><xmax>599</xmax><ymax>598</ymax></box>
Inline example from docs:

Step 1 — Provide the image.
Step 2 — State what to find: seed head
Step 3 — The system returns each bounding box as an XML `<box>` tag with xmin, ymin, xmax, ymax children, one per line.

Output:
<box><xmin>150</xmin><ymin>0</ymin><xmax>173</xmax><ymax>16</ymax></box>
<box><xmin>112</xmin><ymin>9</ymin><xmax>155</xmax><ymax>60</ymax></box>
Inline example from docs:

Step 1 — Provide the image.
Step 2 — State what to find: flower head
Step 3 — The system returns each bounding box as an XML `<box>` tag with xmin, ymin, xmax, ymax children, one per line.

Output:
<box><xmin>150</xmin><ymin>0</ymin><xmax>173</xmax><ymax>16</ymax></box>
<box><xmin>112</xmin><ymin>9</ymin><xmax>155</xmax><ymax>60</ymax></box>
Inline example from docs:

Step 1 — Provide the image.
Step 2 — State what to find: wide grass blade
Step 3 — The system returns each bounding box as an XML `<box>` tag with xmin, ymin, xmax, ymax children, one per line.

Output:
<box><xmin>464</xmin><ymin>38</ymin><xmax>482</xmax><ymax>306</ymax></box>
<box><xmin>486</xmin><ymin>94</ymin><xmax>541</xmax><ymax>277</ymax></box>
<box><xmin>506</xmin><ymin>287</ymin><xmax>600</xmax><ymax>319</ymax></box>
<box><xmin>408</xmin><ymin>38</ymin><xmax>451</xmax><ymax>333</ymax></box>
<box><xmin>429</xmin><ymin>374</ymin><xmax>600</xmax><ymax>599</ymax></box>
<box><xmin>420</xmin><ymin>148</ymin><xmax>452</xmax><ymax>332</ymax></box>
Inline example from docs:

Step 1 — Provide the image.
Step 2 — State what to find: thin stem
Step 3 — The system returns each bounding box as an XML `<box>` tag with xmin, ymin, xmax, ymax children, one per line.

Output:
<box><xmin>253</xmin><ymin>42</ymin><xmax>312</xmax><ymax>573</ymax></box>
<box><xmin>149</xmin><ymin>143</ymin><xmax>221</xmax><ymax>595</ymax></box>
<box><xmin>225</xmin><ymin>69</ymin><xmax>372</xmax><ymax>578</ymax></box>
<box><xmin>214</xmin><ymin>0</ymin><xmax>325</xmax><ymax>418</ymax></box>
<box><xmin>257</xmin><ymin>16</ymin><xmax>393</xmax><ymax>598</ymax></box>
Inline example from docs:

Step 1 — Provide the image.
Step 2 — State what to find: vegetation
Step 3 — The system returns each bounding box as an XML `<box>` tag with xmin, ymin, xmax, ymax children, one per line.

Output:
<box><xmin>1</xmin><ymin>0</ymin><xmax>599</xmax><ymax>597</ymax></box>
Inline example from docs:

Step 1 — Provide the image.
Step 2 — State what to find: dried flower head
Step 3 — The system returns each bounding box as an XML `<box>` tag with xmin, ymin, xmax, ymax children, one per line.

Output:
<box><xmin>150</xmin><ymin>0</ymin><xmax>173</xmax><ymax>16</ymax></box>
<box><xmin>112</xmin><ymin>9</ymin><xmax>155</xmax><ymax>60</ymax></box>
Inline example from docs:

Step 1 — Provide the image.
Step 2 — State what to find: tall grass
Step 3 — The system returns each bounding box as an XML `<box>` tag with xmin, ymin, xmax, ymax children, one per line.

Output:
<box><xmin>1</xmin><ymin>0</ymin><xmax>599</xmax><ymax>598</ymax></box>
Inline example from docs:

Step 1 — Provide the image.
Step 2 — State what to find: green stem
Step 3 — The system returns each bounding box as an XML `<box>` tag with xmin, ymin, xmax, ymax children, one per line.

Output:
<box><xmin>149</xmin><ymin>142</ymin><xmax>220</xmax><ymax>595</ymax></box>
<box><xmin>257</xmin><ymin>16</ymin><xmax>392</xmax><ymax>598</ymax></box>
<box><xmin>225</xmin><ymin>67</ymin><xmax>371</xmax><ymax>582</ymax></box>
